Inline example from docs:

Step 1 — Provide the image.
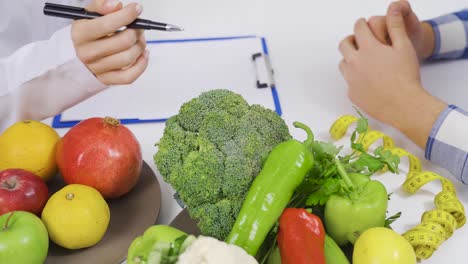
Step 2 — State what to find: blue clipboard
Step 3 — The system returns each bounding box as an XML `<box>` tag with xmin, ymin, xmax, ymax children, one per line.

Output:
<box><xmin>52</xmin><ymin>35</ymin><xmax>282</xmax><ymax>128</ymax></box>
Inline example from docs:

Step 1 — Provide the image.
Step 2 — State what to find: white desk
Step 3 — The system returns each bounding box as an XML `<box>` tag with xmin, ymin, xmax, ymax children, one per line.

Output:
<box><xmin>51</xmin><ymin>0</ymin><xmax>468</xmax><ymax>263</ymax></box>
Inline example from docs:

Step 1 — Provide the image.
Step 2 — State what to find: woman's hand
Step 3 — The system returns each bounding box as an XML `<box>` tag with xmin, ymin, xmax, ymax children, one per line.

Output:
<box><xmin>71</xmin><ymin>0</ymin><xmax>149</xmax><ymax>85</ymax></box>
<box><xmin>339</xmin><ymin>1</ymin><xmax>446</xmax><ymax>148</ymax></box>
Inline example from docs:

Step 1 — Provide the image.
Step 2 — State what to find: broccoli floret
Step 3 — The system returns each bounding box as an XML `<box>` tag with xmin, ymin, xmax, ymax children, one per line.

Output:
<box><xmin>154</xmin><ymin>89</ymin><xmax>291</xmax><ymax>240</ymax></box>
<box><xmin>190</xmin><ymin>199</ymin><xmax>237</xmax><ymax>240</ymax></box>
<box><xmin>170</xmin><ymin>137</ymin><xmax>224</xmax><ymax>208</ymax></box>
<box><xmin>177</xmin><ymin>90</ymin><xmax>249</xmax><ymax>132</ymax></box>
<box><xmin>199</xmin><ymin>112</ymin><xmax>239</xmax><ymax>153</ymax></box>
<box><xmin>155</xmin><ymin>117</ymin><xmax>198</xmax><ymax>181</ymax></box>
<box><xmin>222</xmin><ymin>154</ymin><xmax>254</xmax><ymax>197</ymax></box>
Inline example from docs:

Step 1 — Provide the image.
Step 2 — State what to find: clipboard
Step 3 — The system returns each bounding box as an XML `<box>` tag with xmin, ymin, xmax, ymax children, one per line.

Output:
<box><xmin>52</xmin><ymin>36</ymin><xmax>282</xmax><ymax>128</ymax></box>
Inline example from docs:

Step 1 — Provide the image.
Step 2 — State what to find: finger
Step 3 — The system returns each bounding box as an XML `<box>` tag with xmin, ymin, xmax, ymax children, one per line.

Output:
<box><xmin>339</xmin><ymin>59</ymin><xmax>348</xmax><ymax>76</ymax></box>
<box><xmin>354</xmin><ymin>18</ymin><xmax>379</xmax><ymax>47</ymax></box>
<box><xmin>74</xmin><ymin>3</ymin><xmax>143</xmax><ymax>43</ymax></box>
<box><xmin>339</xmin><ymin>35</ymin><xmax>358</xmax><ymax>62</ymax></box>
<box><xmin>399</xmin><ymin>0</ymin><xmax>413</xmax><ymax>17</ymax></box>
<box><xmin>86</xmin><ymin>0</ymin><xmax>123</xmax><ymax>14</ymax></box>
<box><xmin>97</xmin><ymin>50</ymin><xmax>150</xmax><ymax>85</ymax></box>
<box><xmin>87</xmin><ymin>36</ymin><xmax>146</xmax><ymax>74</ymax></box>
<box><xmin>399</xmin><ymin>0</ymin><xmax>422</xmax><ymax>37</ymax></box>
<box><xmin>76</xmin><ymin>29</ymin><xmax>143</xmax><ymax>64</ymax></box>
<box><xmin>367</xmin><ymin>16</ymin><xmax>389</xmax><ymax>44</ymax></box>
<box><xmin>386</xmin><ymin>1</ymin><xmax>410</xmax><ymax>47</ymax></box>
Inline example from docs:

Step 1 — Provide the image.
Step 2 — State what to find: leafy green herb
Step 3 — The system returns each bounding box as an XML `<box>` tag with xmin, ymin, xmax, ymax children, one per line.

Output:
<box><xmin>311</xmin><ymin>141</ymin><xmax>342</xmax><ymax>157</ymax></box>
<box><xmin>374</xmin><ymin>147</ymin><xmax>400</xmax><ymax>173</ymax></box>
<box><xmin>384</xmin><ymin>212</ymin><xmax>402</xmax><ymax>228</ymax></box>
<box><xmin>304</xmin><ymin>113</ymin><xmax>400</xmax><ymax>206</ymax></box>
<box><xmin>305</xmin><ymin>179</ymin><xmax>341</xmax><ymax>206</ymax></box>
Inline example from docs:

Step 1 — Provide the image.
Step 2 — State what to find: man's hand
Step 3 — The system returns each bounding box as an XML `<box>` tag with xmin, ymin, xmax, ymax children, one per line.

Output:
<box><xmin>367</xmin><ymin>0</ymin><xmax>435</xmax><ymax>60</ymax></box>
<box><xmin>339</xmin><ymin>1</ymin><xmax>446</xmax><ymax>148</ymax></box>
<box><xmin>71</xmin><ymin>0</ymin><xmax>149</xmax><ymax>85</ymax></box>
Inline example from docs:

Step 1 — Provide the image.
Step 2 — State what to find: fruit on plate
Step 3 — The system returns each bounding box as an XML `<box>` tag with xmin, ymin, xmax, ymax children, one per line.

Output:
<box><xmin>0</xmin><ymin>211</ymin><xmax>49</xmax><ymax>264</ymax></box>
<box><xmin>56</xmin><ymin>116</ymin><xmax>142</xmax><ymax>199</ymax></box>
<box><xmin>353</xmin><ymin>227</ymin><xmax>416</xmax><ymax>264</ymax></box>
<box><xmin>41</xmin><ymin>184</ymin><xmax>110</xmax><ymax>249</ymax></box>
<box><xmin>0</xmin><ymin>169</ymin><xmax>49</xmax><ymax>215</ymax></box>
<box><xmin>0</xmin><ymin>120</ymin><xmax>60</xmax><ymax>182</ymax></box>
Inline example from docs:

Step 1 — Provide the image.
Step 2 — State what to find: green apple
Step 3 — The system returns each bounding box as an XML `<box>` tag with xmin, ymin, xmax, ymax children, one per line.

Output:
<box><xmin>0</xmin><ymin>211</ymin><xmax>49</xmax><ymax>264</ymax></box>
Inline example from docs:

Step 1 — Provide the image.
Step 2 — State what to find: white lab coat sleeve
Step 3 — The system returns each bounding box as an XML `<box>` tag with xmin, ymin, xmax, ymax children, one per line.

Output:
<box><xmin>0</xmin><ymin>25</ymin><xmax>107</xmax><ymax>132</ymax></box>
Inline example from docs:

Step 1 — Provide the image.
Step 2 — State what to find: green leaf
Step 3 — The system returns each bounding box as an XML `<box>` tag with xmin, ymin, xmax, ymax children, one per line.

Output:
<box><xmin>385</xmin><ymin>212</ymin><xmax>402</xmax><ymax>228</ymax></box>
<box><xmin>351</xmin><ymin>153</ymin><xmax>385</xmax><ymax>173</ymax></box>
<box><xmin>350</xmin><ymin>131</ymin><xmax>357</xmax><ymax>144</ymax></box>
<box><xmin>306</xmin><ymin>179</ymin><xmax>341</xmax><ymax>206</ymax></box>
<box><xmin>312</xmin><ymin>141</ymin><xmax>342</xmax><ymax>158</ymax></box>
<box><xmin>356</xmin><ymin>117</ymin><xmax>368</xmax><ymax>134</ymax></box>
<box><xmin>374</xmin><ymin>147</ymin><xmax>400</xmax><ymax>173</ymax></box>
<box><xmin>351</xmin><ymin>142</ymin><xmax>366</xmax><ymax>153</ymax></box>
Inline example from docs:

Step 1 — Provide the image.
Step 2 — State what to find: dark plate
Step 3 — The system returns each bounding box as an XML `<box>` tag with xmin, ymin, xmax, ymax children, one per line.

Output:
<box><xmin>45</xmin><ymin>161</ymin><xmax>161</xmax><ymax>264</ymax></box>
<box><xmin>169</xmin><ymin>209</ymin><xmax>201</xmax><ymax>236</ymax></box>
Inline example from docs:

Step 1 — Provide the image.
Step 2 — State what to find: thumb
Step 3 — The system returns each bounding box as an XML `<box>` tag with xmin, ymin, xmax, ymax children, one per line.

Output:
<box><xmin>386</xmin><ymin>1</ymin><xmax>410</xmax><ymax>47</ymax></box>
<box><xmin>86</xmin><ymin>0</ymin><xmax>123</xmax><ymax>15</ymax></box>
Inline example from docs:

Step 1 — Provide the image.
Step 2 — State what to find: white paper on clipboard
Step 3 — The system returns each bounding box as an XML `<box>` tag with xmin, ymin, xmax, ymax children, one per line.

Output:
<box><xmin>59</xmin><ymin>36</ymin><xmax>279</xmax><ymax>123</ymax></box>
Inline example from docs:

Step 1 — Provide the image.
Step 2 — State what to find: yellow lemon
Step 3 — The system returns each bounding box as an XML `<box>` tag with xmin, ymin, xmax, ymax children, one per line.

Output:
<box><xmin>41</xmin><ymin>184</ymin><xmax>110</xmax><ymax>249</ymax></box>
<box><xmin>0</xmin><ymin>120</ymin><xmax>60</xmax><ymax>181</ymax></box>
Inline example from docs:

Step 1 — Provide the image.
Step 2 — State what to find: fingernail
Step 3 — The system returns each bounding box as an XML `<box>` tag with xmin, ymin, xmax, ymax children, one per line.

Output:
<box><xmin>390</xmin><ymin>3</ymin><xmax>401</xmax><ymax>15</ymax></box>
<box><xmin>136</xmin><ymin>4</ymin><xmax>143</xmax><ymax>15</ymax></box>
<box><xmin>105</xmin><ymin>0</ymin><xmax>119</xmax><ymax>9</ymax></box>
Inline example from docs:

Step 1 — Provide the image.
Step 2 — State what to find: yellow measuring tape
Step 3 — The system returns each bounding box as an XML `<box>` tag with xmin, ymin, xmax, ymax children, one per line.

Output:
<box><xmin>329</xmin><ymin>115</ymin><xmax>466</xmax><ymax>260</ymax></box>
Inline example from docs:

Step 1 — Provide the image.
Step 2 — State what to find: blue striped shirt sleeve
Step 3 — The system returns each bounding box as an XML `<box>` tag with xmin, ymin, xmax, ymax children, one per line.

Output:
<box><xmin>426</xmin><ymin>10</ymin><xmax>468</xmax><ymax>60</ymax></box>
<box><xmin>425</xmin><ymin>105</ymin><xmax>468</xmax><ymax>184</ymax></box>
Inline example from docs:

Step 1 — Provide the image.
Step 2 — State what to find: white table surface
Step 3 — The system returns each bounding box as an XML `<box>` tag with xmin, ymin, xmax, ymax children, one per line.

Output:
<box><xmin>48</xmin><ymin>0</ymin><xmax>468</xmax><ymax>263</ymax></box>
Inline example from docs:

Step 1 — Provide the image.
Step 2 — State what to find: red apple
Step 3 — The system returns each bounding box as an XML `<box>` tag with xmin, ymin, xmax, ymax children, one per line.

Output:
<box><xmin>0</xmin><ymin>169</ymin><xmax>49</xmax><ymax>215</ymax></box>
<box><xmin>56</xmin><ymin>117</ymin><xmax>142</xmax><ymax>199</ymax></box>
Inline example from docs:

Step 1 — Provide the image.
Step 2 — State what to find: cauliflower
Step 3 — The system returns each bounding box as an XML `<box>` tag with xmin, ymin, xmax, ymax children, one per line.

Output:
<box><xmin>177</xmin><ymin>236</ymin><xmax>258</xmax><ymax>264</ymax></box>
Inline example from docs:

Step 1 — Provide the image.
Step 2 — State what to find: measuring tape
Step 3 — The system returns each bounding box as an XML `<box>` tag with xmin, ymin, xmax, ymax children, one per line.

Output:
<box><xmin>329</xmin><ymin>115</ymin><xmax>466</xmax><ymax>260</ymax></box>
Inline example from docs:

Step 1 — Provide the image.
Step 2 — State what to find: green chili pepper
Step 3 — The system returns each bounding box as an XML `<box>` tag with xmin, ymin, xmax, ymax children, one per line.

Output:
<box><xmin>226</xmin><ymin>122</ymin><xmax>315</xmax><ymax>256</ymax></box>
<box><xmin>127</xmin><ymin>225</ymin><xmax>186</xmax><ymax>264</ymax></box>
<box><xmin>324</xmin><ymin>160</ymin><xmax>388</xmax><ymax>246</ymax></box>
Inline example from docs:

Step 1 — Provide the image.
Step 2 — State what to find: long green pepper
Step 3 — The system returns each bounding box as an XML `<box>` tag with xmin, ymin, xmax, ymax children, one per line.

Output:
<box><xmin>226</xmin><ymin>122</ymin><xmax>315</xmax><ymax>256</ymax></box>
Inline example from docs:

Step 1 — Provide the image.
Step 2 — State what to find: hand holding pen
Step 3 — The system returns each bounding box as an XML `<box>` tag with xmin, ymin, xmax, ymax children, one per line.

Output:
<box><xmin>61</xmin><ymin>0</ymin><xmax>178</xmax><ymax>86</ymax></box>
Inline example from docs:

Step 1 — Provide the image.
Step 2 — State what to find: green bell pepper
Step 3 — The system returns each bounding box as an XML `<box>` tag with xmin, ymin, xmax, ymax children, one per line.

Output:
<box><xmin>324</xmin><ymin>160</ymin><xmax>388</xmax><ymax>246</ymax></box>
<box><xmin>226</xmin><ymin>122</ymin><xmax>315</xmax><ymax>256</ymax></box>
<box><xmin>127</xmin><ymin>225</ymin><xmax>186</xmax><ymax>264</ymax></box>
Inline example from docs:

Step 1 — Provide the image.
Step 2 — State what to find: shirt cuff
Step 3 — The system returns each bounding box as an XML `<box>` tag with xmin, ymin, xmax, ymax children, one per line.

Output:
<box><xmin>67</xmin><ymin>58</ymin><xmax>107</xmax><ymax>94</ymax></box>
<box><xmin>425</xmin><ymin>12</ymin><xmax>468</xmax><ymax>60</ymax></box>
<box><xmin>425</xmin><ymin>105</ymin><xmax>468</xmax><ymax>183</ymax></box>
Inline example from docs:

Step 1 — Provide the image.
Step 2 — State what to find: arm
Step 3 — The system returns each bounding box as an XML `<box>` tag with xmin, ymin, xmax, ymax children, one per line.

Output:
<box><xmin>0</xmin><ymin>25</ymin><xmax>106</xmax><ymax>132</ymax></box>
<box><xmin>0</xmin><ymin>0</ymin><xmax>148</xmax><ymax>132</ymax></box>
<box><xmin>339</xmin><ymin>1</ymin><xmax>468</xmax><ymax>183</ymax></box>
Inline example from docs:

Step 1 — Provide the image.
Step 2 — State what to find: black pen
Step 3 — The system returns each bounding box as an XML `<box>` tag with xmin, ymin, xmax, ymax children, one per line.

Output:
<box><xmin>43</xmin><ymin>2</ymin><xmax>183</xmax><ymax>31</ymax></box>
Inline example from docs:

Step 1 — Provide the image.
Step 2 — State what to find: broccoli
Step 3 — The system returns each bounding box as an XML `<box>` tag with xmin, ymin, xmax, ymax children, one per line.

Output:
<box><xmin>154</xmin><ymin>89</ymin><xmax>291</xmax><ymax>240</ymax></box>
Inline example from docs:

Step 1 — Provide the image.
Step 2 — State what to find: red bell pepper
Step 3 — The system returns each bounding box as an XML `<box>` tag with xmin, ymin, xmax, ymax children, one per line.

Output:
<box><xmin>277</xmin><ymin>208</ymin><xmax>326</xmax><ymax>264</ymax></box>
